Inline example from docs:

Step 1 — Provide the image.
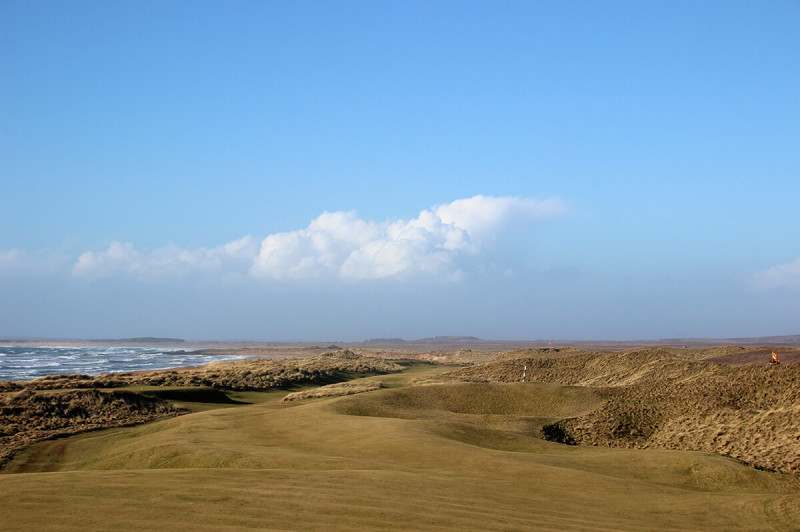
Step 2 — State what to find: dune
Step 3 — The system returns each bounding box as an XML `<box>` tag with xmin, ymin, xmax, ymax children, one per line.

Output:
<box><xmin>435</xmin><ymin>346</ymin><xmax>800</xmax><ymax>474</ymax></box>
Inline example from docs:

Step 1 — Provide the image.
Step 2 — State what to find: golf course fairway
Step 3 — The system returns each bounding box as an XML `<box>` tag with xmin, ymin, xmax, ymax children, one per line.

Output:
<box><xmin>2</xmin><ymin>364</ymin><xmax>798</xmax><ymax>531</ymax></box>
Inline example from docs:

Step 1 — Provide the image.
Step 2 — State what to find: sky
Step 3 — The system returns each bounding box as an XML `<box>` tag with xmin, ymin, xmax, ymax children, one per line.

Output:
<box><xmin>1</xmin><ymin>1</ymin><xmax>798</xmax><ymax>342</ymax></box>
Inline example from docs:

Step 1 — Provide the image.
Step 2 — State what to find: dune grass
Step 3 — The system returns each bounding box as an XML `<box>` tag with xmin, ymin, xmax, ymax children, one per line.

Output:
<box><xmin>281</xmin><ymin>381</ymin><xmax>382</xmax><ymax>402</ymax></box>
<box><xmin>2</xmin><ymin>357</ymin><xmax>799</xmax><ymax>530</ymax></box>
<box><xmin>440</xmin><ymin>347</ymin><xmax>800</xmax><ymax>474</ymax></box>
<box><xmin>0</xmin><ymin>388</ymin><xmax>188</xmax><ymax>468</ymax></box>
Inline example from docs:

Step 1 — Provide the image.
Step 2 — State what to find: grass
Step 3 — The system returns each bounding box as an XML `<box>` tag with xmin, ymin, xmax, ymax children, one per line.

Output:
<box><xmin>138</xmin><ymin>386</ymin><xmax>280</xmax><ymax>412</ymax></box>
<box><xmin>2</xmin><ymin>354</ymin><xmax>799</xmax><ymax>530</ymax></box>
<box><xmin>441</xmin><ymin>347</ymin><xmax>800</xmax><ymax>474</ymax></box>
<box><xmin>281</xmin><ymin>381</ymin><xmax>382</xmax><ymax>402</ymax></box>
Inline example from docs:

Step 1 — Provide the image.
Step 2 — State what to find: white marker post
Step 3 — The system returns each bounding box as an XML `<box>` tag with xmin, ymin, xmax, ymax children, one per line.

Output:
<box><xmin>522</xmin><ymin>365</ymin><xmax>527</xmax><ymax>383</ymax></box>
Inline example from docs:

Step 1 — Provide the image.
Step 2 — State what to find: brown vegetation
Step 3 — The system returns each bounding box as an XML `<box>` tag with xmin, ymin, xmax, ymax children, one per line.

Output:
<box><xmin>435</xmin><ymin>346</ymin><xmax>800</xmax><ymax>474</ymax></box>
<box><xmin>0</xmin><ymin>389</ymin><xmax>186</xmax><ymax>468</ymax></box>
<box><xmin>281</xmin><ymin>381</ymin><xmax>382</xmax><ymax>402</ymax></box>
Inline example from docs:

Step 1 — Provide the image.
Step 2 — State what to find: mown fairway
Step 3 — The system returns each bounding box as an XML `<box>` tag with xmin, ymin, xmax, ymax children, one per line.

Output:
<box><xmin>2</xmin><ymin>363</ymin><xmax>799</xmax><ymax>531</ymax></box>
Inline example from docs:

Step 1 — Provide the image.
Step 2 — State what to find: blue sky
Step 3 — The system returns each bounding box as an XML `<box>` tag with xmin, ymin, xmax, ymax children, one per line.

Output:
<box><xmin>1</xmin><ymin>1</ymin><xmax>798</xmax><ymax>341</ymax></box>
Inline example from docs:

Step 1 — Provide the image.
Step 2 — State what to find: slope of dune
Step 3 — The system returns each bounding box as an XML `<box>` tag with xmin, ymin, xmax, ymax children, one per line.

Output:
<box><xmin>0</xmin><ymin>389</ymin><xmax>186</xmax><ymax>468</ymax></box>
<box><xmin>435</xmin><ymin>347</ymin><xmax>800</xmax><ymax>474</ymax></box>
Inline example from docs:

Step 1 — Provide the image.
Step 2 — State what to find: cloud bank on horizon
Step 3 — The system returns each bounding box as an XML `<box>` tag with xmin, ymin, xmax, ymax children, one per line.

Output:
<box><xmin>67</xmin><ymin>195</ymin><xmax>567</xmax><ymax>282</ymax></box>
<box><xmin>3</xmin><ymin>193</ymin><xmax>797</xmax><ymax>294</ymax></box>
<box><xmin>751</xmin><ymin>258</ymin><xmax>800</xmax><ymax>291</ymax></box>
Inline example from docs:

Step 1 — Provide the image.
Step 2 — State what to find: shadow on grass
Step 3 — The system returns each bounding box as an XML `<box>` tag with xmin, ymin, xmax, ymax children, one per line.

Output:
<box><xmin>142</xmin><ymin>387</ymin><xmax>250</xmax><ymax>405</ymax></box>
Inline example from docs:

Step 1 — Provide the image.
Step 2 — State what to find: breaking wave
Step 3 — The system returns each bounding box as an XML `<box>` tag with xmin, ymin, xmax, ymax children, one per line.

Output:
<box><xmin>0</xmin><ymin>346</ymin><xmax>248</xmax><ymax>381</ymax></box>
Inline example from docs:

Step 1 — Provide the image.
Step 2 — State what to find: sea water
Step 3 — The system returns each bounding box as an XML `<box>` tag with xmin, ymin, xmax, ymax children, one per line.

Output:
<box><xmin>0</xmin><ymin>345</ymin><xmax>249</xmax><ymax>382</ymax></box>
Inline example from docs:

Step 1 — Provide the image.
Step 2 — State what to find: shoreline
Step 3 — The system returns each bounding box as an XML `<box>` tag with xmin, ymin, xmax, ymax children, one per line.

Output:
<box><xmin>0</xmin><ymin>346</ymin><xmax>281</xmax><ymax>383</ymax></box>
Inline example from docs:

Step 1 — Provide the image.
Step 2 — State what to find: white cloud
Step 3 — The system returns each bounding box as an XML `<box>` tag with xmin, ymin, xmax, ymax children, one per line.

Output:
<box><xmin>73</xmin><ymin>242</ymin><xmax>138</xmax><ymax>276</ymax></box>
<box><xmin>251</xmin><ymin>195</ymin><xmax>565</xmax><ymax>281</ymax></box>
<box><xmin>435</xmin><ymin>195</ymin><xmax>566</xmax><ymax>242</ymax></box>
<box><xmin>250</xmin><ymin>211</ymin><xmax>381</xmax><ymax>280</ymax></box>
<box><xmin>751</xmin><ymin>258</ymin><xmax>800</xmax><ymax>290</ymax></box>
<box><xmin>72</xmin><ymin>237</ymin><xmax>258</xmax><ymax>278</ymax></box>
<box><xmin>338</xmin><ymin>212</ymin><xmax>464</xmax><ymax>280</ymax></box>
<box><xmin>63</xmin><ymin>195</ymin><xmax>565</xmax><ymax>282</ymax></box>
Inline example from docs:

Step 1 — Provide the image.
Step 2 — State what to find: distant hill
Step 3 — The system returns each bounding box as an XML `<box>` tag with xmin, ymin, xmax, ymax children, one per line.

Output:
<box><xmin>361</xmin><ymin>336</ymin><xmax>483</xmax><ymax>345</ymax></box>
<box><xmin>92</xmin><ymin>337</ymin><xmax>186</xmax><ymax>344</ymax></box>
<box><xmin>412</xmin><ymin>336</ymin><xmax>482</xmax><ymax>343</ymax></box>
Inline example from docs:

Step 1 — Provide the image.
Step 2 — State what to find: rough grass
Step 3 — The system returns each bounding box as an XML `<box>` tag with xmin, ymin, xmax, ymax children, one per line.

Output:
<box><xmin>281</xmin><ymin>381</ymin><xmax>382</xmax><ymax>402</ymax></box>
<box><xmin>442</xmin><ymin>347</ymin><xmax>720</xmax><ymax>386</ymax></box>
<box><xmin>546</xmin><ymin>363</ymin><xmax>800</xmax><ymax>474</ymax></box>
<box><xmin>436</xmin><ymin>346</ymin><xmax>800</xmax><ymax>474</ymax></box>
<box><xmin>0</xmin><ymin>389</ymin><xmax>186</xmax><ymax>468</ymax></box>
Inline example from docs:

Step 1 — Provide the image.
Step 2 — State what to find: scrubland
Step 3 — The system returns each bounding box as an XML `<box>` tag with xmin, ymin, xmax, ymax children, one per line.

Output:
<box><xmin>1</xmin><ymin>346</ymin><xmax>799</xmax><ymax>531</ymax></box>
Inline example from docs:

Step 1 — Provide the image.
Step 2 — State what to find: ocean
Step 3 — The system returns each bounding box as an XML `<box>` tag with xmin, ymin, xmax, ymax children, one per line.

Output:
<box><xmin>0</xmin><ymin>345</ymin><xmax>249</xmax><ymax>382</ymax></box>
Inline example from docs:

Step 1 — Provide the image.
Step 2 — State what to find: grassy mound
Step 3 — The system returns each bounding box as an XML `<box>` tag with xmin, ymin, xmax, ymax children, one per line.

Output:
<box><xmin>336</xmin><ymin>381</ymin><xmax>601</xmax><ymax>419</ymax></box>
<box><xmin>0</xmin><ymin>389</ymin><xmax>186</xmax><ymax>468</ymax></box>
<box><xmin>281</xmin><ymin>381</ymin><xmax>382</xmax><ymax>402</ymax></box>
<box><xmin>334</xmin><ymin>381</ymin><xmax>605</xmax><ymax>453</ymax></box>
<box><xmin>547</xmin><ymin>362</ymin><xmax>800</xmax><ymax>474</ymax></box>
<box><xmin>444</xmin><ymin>347</ymin><xmax>721</xmax><ymax>386</ymax></box>
<box><xmin>435</xmin><ymin>347</ymin><xmax>800</xmax><ymax>474</ymax></box>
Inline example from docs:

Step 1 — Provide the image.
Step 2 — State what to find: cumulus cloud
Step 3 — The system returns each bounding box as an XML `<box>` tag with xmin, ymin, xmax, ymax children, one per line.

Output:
<box><xmin>250</xmin><ymin>211</ymin><xmax>382</xmax><ymax>280</ymax></box>
<box><xmin>336</xmin><ymin>209</ymin><xmax>469</xmax><ymax>280</ymax></box>
<box><xmin>751</xmin><ymin>258</ymin><xmax>800</xmax><ymax>290</ymax></box>
<box><xmin>63</xmin><ymin>195</ymin><xmax>565</xmax><ymax>282</ymax></box>
<box><xmin>251</xmin><ymin>195</ymin><xmax>565</xmax><ymax>281</ymax></box>
<box><xmin>435</xmin><ymin>195</ymin><xmax>566</xmax><ymax>242</ymax></box>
